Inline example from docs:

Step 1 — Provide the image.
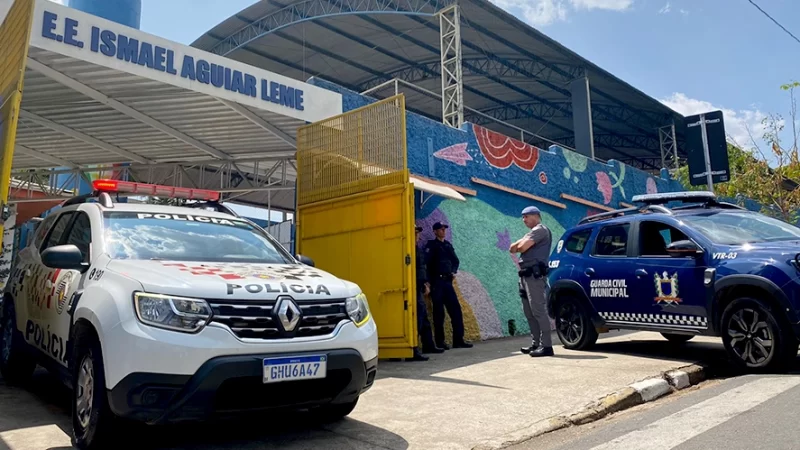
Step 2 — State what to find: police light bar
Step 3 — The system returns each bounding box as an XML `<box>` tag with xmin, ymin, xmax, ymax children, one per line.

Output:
<box><xmin>92</xmin><ymin>179</ymin><xmax>220</xmax><ymax>202</ymax></box>
<box><xmin>631</xmin><ymin>191</ymin><xmax>716</xmax><ymax>205</ymax></box>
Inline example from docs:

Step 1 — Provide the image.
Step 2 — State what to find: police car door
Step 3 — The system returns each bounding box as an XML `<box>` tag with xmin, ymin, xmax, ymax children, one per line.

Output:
<box><xmin>584</xmin><ymin>222</ymin><xmax>636</xmax><ymax>320</ymax></box>
<box><xmin>31</xmin><ymin>210</ymin><xmax>88</xmax><ymax>367</ymax></box>
<box><xmin>633</xmin><ymin>219</ymin><xmax>709</xmax><ymax>331</ymax></box>
<box><xmin>22</xmin><ymin>210</ymin><xmax>75</xmax><ymax>365</ymax></box>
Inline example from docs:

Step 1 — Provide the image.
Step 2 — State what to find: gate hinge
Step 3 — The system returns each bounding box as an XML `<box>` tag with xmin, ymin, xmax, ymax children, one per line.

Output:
<box><xmin>405</xmin><ymin>254</ymin><xmax>411</xmax><ymax>265</ymax></box>
<box><xmin>404</xmin><ymin>300</ymin><xmax>408</xmax><ymax>310</ymax></box>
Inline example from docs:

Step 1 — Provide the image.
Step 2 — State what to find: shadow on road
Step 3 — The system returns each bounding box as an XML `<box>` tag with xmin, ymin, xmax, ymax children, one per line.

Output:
<box><xmin>1</xmin><ymin>369</ymin><xmax>408</xmax><ymax>450</ymax></box>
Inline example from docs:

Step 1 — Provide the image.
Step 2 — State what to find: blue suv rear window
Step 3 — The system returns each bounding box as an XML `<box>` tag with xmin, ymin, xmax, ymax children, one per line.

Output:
<box><xmin>565</xmin><ymin>228</ymin><xmax>592</xmax><ymax>253</ymax></box>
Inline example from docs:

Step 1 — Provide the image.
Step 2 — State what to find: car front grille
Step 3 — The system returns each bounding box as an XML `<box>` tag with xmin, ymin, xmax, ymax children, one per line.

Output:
<box><xmin>208</xmin><ymin>299</ymin><xmax>349</xmax><ymax>340</ymax></box>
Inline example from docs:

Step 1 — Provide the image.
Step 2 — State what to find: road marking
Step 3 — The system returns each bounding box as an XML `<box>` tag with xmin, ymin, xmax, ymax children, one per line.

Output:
<box><xmin>589</xmin><ymin>376</ymin><xmax>800</xmax><ymax>450</ymax></box>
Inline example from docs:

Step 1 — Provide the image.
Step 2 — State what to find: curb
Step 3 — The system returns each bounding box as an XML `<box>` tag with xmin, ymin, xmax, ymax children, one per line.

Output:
<box><xmin>471</xmin><ymin>363</ymin><xmax>709</xmax><ymax>450</ymax></box>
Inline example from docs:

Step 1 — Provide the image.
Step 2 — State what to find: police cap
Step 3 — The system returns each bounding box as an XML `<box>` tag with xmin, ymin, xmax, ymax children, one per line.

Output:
<box><xmin>521</xmin><ymin>206</ymin><xmax>541</xmax><ymax>216</ymax></box>
<box><xmin>415</xmin><ymin>225</ymin><xmax>423</xmax><ymax>232</ymax></box>
<box><xmin>432</xmin><ymin>222</ymin><xmax>449</xmax><ymax>230</ymax></box>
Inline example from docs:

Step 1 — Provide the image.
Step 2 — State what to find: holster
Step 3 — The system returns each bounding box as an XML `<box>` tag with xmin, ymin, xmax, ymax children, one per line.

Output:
<box><xmin>518</xmin><ymin>262</ymin><xmax>549</xmax><ymax>279</ymax></box>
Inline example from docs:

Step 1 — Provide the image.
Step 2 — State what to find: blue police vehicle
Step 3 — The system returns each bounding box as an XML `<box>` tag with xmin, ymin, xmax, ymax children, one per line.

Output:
<box><xmin>547</xmin><ymin>191</ymin><xmax>800</xmax><ymax>372</ymax></box>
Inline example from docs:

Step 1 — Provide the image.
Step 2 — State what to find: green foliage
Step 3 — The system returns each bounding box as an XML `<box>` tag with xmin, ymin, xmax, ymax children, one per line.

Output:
<box><xmin>676</xmin><ymin>82</ymin><xmax>800</xmax><ymax>224</ymax></box>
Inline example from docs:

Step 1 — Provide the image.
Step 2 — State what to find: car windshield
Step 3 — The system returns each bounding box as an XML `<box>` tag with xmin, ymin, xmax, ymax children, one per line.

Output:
<box><xmin>681</xmin><ymin>211</ymin><xmax>800</xmax><ymax>245</ymax></box>
<box><xmin>102</xmin><ymin>211</ymin><xmax>293</xmax><ymax>263</ymax></box>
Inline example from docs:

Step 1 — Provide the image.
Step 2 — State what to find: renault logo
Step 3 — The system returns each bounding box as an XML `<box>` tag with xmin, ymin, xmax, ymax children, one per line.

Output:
<box><xmin>275</xmin><ymin>298</ymin><xmax>301</xmax><ymax>332</ymax></box>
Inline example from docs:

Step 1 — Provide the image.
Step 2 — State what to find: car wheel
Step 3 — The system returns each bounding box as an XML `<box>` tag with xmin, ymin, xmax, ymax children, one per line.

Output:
<box><xmin>721</xmin><ymin>297</ymin><xmax>798</xmax><ymax>373</ymax></box>
<box><xmin>71</xmin><ymin>327</ymin><xmax>118</xmax><ymax>450</ymax></box>
<box><xmin>553</xmin><ymin>294</ymin><xmax>598</xmax><ymax>350</ymax></box>
<box><xmin>0</xmin><ymin>298</ymin><xmax>36</xmax><ymax>384</ymax></box>
<box><xmin>661</xmin><ymin>333</ymin><xmax>694</xmax><ymax>344</ymax></box>
<box><xmin>310</xmin><ymin>398</ymin><xmax>359</xmax><ymax>423</ymax></box>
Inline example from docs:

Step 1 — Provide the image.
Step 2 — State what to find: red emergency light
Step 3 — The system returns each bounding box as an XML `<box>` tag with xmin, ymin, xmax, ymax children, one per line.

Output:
<box><xmin>92</xmin><ymin>179</ymin><xmax>221</xmax><ymax>202</ymax></box>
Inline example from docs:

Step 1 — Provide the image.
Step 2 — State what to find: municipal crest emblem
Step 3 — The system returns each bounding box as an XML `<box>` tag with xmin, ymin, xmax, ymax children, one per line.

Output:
<box><xmin>654</xmin><ymin>271</ymin><xmax>681</xmax><ymax>305</ymax></box>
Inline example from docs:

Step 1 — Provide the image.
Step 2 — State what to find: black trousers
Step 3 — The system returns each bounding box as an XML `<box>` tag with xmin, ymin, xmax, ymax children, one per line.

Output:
<box><xmin>417</xmin><ymin>288</ymin><xmax>436</xmax><ymax>348</ymax></box>
<box><xmin>430</xmin><ymin>277</ymin><xmax>465</xmax><ymax>345</ymax></box>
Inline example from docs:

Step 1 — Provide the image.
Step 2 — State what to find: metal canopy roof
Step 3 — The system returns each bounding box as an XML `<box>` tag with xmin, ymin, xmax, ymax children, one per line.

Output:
<box><xmin>193</xmin><ymin>0</ymin><xmax>688</xmax><ymax>172</ymax></box>
<box><xmin>12</xmin><ymin>0</ymin><xmax>345</xmax><ymax>212</ymax></box>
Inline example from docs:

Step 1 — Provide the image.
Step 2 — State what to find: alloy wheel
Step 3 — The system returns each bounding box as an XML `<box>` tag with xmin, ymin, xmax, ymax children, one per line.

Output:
<box><xmin>557</xmin><ymin>302</ymin><xmax>583</xmax><ymax>345</ymax></box>
<box><xmin>727</xmin><ymin>307</ymin><xmax>774</xmax><ymax>365</ymax></box>
<box><xmin>76</xmin><ymin>355</ymin><xmax>95</xmax><ymax>430</ymax></box>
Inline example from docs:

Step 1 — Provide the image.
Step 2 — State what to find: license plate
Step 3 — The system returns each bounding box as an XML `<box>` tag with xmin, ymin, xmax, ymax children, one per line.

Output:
<box><xmin>263</xmin><ymin>355</ymin><xmax>327</xmax><ymax>384</ymax></box>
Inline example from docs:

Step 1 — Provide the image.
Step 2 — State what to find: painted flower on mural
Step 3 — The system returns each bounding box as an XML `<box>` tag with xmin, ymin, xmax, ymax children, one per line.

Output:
<box><xmin>646</xmin><ymin>177</ymin><xmax>658</xmax><ymax>194</ymax></box>
<box><xmin>596</xmin><ymin>172</ymin><xmax>613</xmax><ymax>204</ymax></box>
<box><xmin>433</xmin><ymin>143</ymin><xmax>473</xmax><ymax>166</ymax></box>
<box><xmin>472</xmin><ymin>124</ymin><xmax>540</xmax><ymax>171</ymax></box>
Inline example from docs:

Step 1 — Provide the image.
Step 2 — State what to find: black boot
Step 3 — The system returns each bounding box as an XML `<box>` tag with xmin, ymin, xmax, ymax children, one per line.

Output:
<box><xmin>407</xmin><ymin>348</ymin><xmax>429</xmax><ymax>361</ymax></box>
<box><xmin>520</xmin><ymin>342</ymin><xmax>537</xmax><ymax>354</ymax></box>
<box><xmin>529</xmin><ymin>346</ymin><xmax>554</xmax><ymax>357</ymax></box>
<box><xmin>422</xmin><ymin>343</ymin><xmax>445</xmax><ymax>354</ymax></box>
<box><xmin>453</xmin><ymin>340</ymin><xmax>473</xmax><ymax>349</ymax></box>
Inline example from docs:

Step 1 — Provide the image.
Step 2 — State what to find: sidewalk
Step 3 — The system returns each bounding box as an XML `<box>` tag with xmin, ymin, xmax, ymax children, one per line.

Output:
<box><xmin>0</xmin><ymin>331</ymin><xmax>726</xmax><ymax>450</ymax></box>
<box><xmin>330</xmin><ymin>331</ymin><xmax>724</xmax><ymax>450</ymax></box>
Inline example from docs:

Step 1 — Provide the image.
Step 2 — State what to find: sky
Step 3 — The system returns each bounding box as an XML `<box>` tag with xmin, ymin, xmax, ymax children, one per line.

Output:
<box><xmin>3</xmin><ymin>0</ymin><xmax>798</xmax><ymax>214</ymax></box>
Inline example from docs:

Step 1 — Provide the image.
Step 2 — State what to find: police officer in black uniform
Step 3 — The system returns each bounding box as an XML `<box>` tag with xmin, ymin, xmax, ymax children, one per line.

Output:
<box><xmin>409</xmin><ymin>226</ymin><xmax>444</xmax><ymax>361</ymax></box>
<box><xmin>425</xmin><ymin>222</ymin><xmax>473</xmax><ymax>349</ymax></box>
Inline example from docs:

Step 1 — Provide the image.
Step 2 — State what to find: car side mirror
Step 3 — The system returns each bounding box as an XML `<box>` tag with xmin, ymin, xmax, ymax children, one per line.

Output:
<box><xmin>665</xmin><ymin>240</ymin><xmax>703</xmax><ymax>258</ymax></box>
<box><xmin>41</xmin><ymin>245</ymin><xmax>88</xmax><ymax>271</ymax></box>
<box><xmin>296</xmin><ymin>254</ymin><xmax>315</xmax><ymax>267</ymax></box>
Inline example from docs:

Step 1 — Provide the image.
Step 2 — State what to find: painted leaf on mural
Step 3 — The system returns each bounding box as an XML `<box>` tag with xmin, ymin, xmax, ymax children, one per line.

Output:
<box><xmin>473</xmin><ymin>124</ymin><xmax>539</xmax><ymax>171</ymax></box>
<box><xmin>433</xmin><ymin>143</ymin><xmax>472</xmax><ymax>166</ymax></box>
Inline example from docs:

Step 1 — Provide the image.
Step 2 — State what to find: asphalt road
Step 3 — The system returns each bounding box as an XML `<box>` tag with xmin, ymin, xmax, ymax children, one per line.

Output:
<box><xmin>510</xmin><ymin>372</ymin><xmax>800</xmax><ymax>450</ymax></box>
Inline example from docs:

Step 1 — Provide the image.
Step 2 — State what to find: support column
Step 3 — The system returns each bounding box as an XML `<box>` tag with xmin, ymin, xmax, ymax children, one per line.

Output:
<box><xmin>659</xmin><ymin>123</ymin><xmax>679</xmax><ymax>170</ymax></box>
<box><xmin>570</xmin><ymin>76</ymin><xmax>595</xmax><ymax>159</ymax></box>
<box><xmin>438</xmin><ymin>3</ymin><xmax>464</xmax><ymax>129</ymax></box>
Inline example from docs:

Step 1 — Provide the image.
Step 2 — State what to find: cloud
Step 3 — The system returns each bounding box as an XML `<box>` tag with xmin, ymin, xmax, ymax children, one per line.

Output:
<box><xmin>659</xmin><ymin>93</ymin><xmax>776</xmax><ymax>150</ymax></box>
<box><xmin>488</xmin><ymin>0</ymin><xmax>632</xmax><ymax>27</ymax></box>
<box><xmin>659</xmin><ymin>2</ymin><xmax>671</xmax><ymax>14</ymax></box>
<box><xmin>679</xmin><ymin>8</ymin><xmax>689</xmax><ymax>15</ymax></box>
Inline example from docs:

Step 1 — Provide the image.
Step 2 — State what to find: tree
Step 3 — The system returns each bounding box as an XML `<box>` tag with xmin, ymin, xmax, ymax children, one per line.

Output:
<box><xmin>675</xmin><ymin>81</ymin><xmax>800</xmax><ymax>224</ymax></box>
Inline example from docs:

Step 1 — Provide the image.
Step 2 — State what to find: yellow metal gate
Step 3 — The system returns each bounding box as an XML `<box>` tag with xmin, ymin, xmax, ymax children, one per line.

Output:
<box><xmin>0</xmin><ymin>0</ymin><xmax>35</xmax><ymax>239</ymax></box>
<box><xmin>296</xmin><ymin>95</ymin><xmax>416</xmax><ymax>359</ymax></box>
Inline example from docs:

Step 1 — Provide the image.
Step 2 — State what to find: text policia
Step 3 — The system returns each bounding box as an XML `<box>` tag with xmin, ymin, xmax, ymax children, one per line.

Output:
<box><xmin>38</xmin><ymin>10</ymin><xmax>305</xmax><ymax>111</ymax></box>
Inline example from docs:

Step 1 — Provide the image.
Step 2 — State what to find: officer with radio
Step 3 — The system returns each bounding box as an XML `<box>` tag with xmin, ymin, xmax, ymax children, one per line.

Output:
<box><xmin>509</xmin><ymin>206</ymin><xmax>554</xmax><ymax>357</ymax></box>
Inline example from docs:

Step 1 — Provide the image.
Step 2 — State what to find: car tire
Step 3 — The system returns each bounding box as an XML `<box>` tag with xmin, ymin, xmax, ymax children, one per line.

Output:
<box><xmin>553</xmin><ymin>294</ymin><xmax>598</xmax><ymax>350</ymax></box>
<box><xmin>310</xmin><ymin>398</ymin><xmax>359</xmax><ymax>423</ymax></box>
<box><xmin>0</xmin><ymin>298</ymin><xmax>36</xmax><ymax>385</ymax></box>
<box><xmin>721</xmin><ymin>297</ymin><xmax>798</xmax><ymax>373</ymax></box>
<box><xmin>661</xmin><ymin>333</ymin><xmax>694</xmax><ymax>344</ymax></box>
<box><xmin>71</xmin><ymin>327</ymin><xmax>118</xmax><ymax>450</ymax></box>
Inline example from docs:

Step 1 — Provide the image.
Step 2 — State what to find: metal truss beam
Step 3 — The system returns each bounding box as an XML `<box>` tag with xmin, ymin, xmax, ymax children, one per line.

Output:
<box><xmin>358</xmin><ymin>58</ymin><xmax>584</xmax><ymax>91</ymax></box>
<box><xmin>556</xmin><ymin>133</ymin><xmax>662</xmax><ymax>152</ymax></box>
<box><xmin>9</xmin><ymin>158</ymin><xmax>295</xmax><ymax>204</ymax></box>
<box><xmin>26</xmin><ymin>58</ymin><xmax>233</xmax><ymax>161</ymax></box>
<box><xmin>14</xmin><ymin>144</ymin><xmax>78</xmax><ymax>168</ymax></box>
<box><xmin>19</xmin><ymin>110</ymin><xmax>153</xmax><ymax>164</ymax></box>
<box><xmin>616</xmin><ymin>157</ymin><xmax>664</xmax><ymax>173</ymax></box>
<box><xmin>659</xmin><ymin>124</ymin><xmax>679</xmax><ymax>170</ymax></box>
<box><xmin>437</xmin><ymin>3</ymin><xmax>464</xmax><ymax>128</ymax></box>
<box><xmin>209</xmin><ymin>0</ymin><xmax>451</xmax><ymax>56</ymax></box>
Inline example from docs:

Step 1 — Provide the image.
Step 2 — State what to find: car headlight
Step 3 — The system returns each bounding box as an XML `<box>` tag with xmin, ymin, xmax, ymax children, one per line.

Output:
<box><xmin>133</xmin><ymin>292</ymin><xmax>212</xmax><ymax>333</ymax></box>
<box><xmin>346</xmin><ymin>293</ymin><xmax>371</xmax><ymax>327</ymax></box>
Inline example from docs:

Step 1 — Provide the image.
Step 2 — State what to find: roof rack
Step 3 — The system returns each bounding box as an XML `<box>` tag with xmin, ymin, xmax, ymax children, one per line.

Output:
<box><xmin>630</xmin><ymin>191</ymin><xmax>717</xmax><ymax>205</ymax></box>
<box><xmin>577</xmin><ymin>204</ymin><xmax>673</xmax><ymax>225</ymax></box>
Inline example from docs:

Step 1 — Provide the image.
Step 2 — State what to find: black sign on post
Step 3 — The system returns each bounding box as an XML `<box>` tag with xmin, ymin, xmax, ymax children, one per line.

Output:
<box><xmin>685</xmin><ymin>110</ymin><xmax>730</xmax><ymax>188</ymax></box>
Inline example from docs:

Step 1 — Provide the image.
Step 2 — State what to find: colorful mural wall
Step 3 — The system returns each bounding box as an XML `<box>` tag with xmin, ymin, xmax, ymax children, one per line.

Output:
<box><xmin>308</xmin><ymin>78</ymin><xmax>692</xmax><ymax>343</ymax></box>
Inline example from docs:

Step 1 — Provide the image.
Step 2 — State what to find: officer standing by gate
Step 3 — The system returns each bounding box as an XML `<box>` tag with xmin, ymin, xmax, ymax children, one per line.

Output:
<box><xmin>409</xmin><ymin>226</ymin><xmax>444</xmax><ymax>361</ymax></box>
<box><xmin>510</xmin><ymin>206</ymin><xmax>554</xmax><ymax>357</ymax></box>
<box><xmin>425</xmin><ymin>222</ymin><xmax>473</xmax><ymax>349</ymax></box>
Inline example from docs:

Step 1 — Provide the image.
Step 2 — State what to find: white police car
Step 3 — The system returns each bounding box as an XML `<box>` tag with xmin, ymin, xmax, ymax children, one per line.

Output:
<box><xmin>0</xmin><ymin>180</ymin><xmax>378</xmax><ymax>450</ymax></box>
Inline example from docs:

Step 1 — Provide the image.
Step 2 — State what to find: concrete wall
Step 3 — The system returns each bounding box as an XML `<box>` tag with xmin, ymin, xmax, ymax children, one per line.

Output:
<box><xmin>307</xmin><ymin>78</ymin><xmax>695</xmax><ymax>342</ymax></box>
